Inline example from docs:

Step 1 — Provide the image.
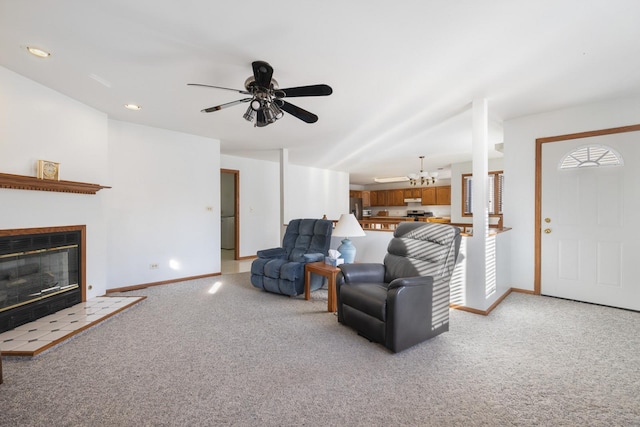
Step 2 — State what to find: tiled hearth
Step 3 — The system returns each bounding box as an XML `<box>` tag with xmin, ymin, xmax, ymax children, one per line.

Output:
<box><xmin>0</xmin><ymin>296</ymin><xmax>145</xmax><ymax>358</ymax></box>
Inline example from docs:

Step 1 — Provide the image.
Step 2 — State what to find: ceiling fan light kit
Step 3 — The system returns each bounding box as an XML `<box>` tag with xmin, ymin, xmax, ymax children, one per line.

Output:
<box><xmin>189</xmin><ymin>60</ymin><xmax>332</xmax><ymax>127</ymax></box>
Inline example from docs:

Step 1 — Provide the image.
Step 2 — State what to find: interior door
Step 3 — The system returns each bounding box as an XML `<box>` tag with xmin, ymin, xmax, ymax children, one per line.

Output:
<box><xmin>540</xmin><ymin>131</ymin><xmax>640</xmax><ymax>311</ymax></box>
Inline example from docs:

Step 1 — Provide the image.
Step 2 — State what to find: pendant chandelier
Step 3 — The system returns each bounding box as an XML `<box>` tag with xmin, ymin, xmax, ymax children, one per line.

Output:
<box><xmin>408</xmin><ymin>156</ymin><xmax>438</xmax><ymax>186</ymax></box>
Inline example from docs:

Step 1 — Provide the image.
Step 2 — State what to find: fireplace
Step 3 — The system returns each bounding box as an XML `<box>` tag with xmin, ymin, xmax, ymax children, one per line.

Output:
<box><xmin>0</xmin><ymin>226</ymin><xmax>85</xmax><ymax>334</ymax></box>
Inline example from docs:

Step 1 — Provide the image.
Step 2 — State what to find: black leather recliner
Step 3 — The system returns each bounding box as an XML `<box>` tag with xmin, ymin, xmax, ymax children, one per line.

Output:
<box><xmin>336</xmin><ymin>222</ymin><xmax>461</xmax><ymax>353</ymax></box>
<box><xmin>251</xmin><ymin>218</ymin><xmax>333</xmax><ymax>297</ymax></box>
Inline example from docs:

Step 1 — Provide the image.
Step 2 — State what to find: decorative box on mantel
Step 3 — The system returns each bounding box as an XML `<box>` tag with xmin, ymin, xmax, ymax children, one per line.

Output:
<box><xmin>0</xmin><ymin>172</ymin><xmax>111</xmax><ymax>195</ymax></box>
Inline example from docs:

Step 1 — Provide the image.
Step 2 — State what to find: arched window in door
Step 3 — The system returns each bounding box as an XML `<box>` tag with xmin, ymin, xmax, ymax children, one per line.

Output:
<box><xmin>559</xmin><ymin>144</ymin><xmax>623</xmax><ymax>170</ymax></box>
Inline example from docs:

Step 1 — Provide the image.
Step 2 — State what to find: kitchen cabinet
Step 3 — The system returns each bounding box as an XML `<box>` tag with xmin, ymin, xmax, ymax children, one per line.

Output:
<box><xmin>376</xmin><ymin>190</ymin><xmax>388</xmax><ymax>206</ymax></box>
<box><xmin>368</xmin><ymin>186</ymin><xmax>450</xmax><ymax>207</ymax></box>
<box><xmin>403</xmin><ymin>188</ymin><xmax>421</xmax><ymax>199</ymax></box>
<box><xmin>362</xmin><ymin>191</ymin><xmax>371</xmax><ymax>207</ymax></box>
<box><xmin>390</xmin><ymin>189</ymin><xmax>404</xmax><ymax>206</ymax></box>
<box><xmin>421</xmin><ymin>186</ymin><xmax>451</xmax><ymax>205</ymax></box>
<box><xmin>436</xmin><ymin>186</ymin><xmax>451</xmax><ymax>205</ymax></box>
<box><xmin>421</xmin><ymin>188</ymin><xmax>436</xmax><ymax>205</ymax></box>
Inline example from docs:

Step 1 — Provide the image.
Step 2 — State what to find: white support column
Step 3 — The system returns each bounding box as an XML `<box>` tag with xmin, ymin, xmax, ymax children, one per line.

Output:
<box><xmin>466</xmin><ymin>98</ymin><xmax>490</xmax><ymax>309</ymax></box>
<box><xmin>279</xmin><ymin>148</ymin><xmax>288</xmax><ymax>241</ymax></box>
<box><xmin>472</xmin><ymin>98</ymin><xmax>489</xmax><ymax>238</ymax></box>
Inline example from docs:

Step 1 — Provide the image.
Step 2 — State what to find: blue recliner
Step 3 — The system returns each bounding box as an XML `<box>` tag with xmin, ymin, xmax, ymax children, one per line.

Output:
<box><xmin>251</xmin><ymin>218</ymin><xmax>333</xmax><ymax>297</ymax></box>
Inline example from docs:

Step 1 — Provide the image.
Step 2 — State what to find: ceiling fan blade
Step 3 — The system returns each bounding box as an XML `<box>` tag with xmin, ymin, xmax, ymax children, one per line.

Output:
<box><xmin>276</xmin><ymin>84</ymin><xmax>333</xmax><ymax>98</ymax></box>
<box><xmin>201</xmin><ymin>98</ymin><xmax>252</xmax><ymax>113</ymax></box>
<box><xmin>278</xmin><ymin>100</ymin><xmax>318</xmax><ymax>123</ymax></box>
<box><xmin>252</xmin><ymin>60</ymin><xmax>274</xmax><ymax>89</ymax></box>
<box><xmin>188</xmin><ymin>83</ymin><xmax>250</xmax><ymax>95</ymax></box>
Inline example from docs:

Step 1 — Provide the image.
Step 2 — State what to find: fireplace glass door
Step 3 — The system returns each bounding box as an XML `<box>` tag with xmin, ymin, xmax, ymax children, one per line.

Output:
<box><xmin>0</xmin><ymin>230</ymin><xmax>82</xmax><ymax>333</ymax></box>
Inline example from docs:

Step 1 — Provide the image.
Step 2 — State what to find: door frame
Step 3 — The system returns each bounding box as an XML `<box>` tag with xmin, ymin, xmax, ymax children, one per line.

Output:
<box><xmin>534</xmin><ymin>123</ymin><xmax>640</xmax><ymax>294</ymax></box>
<box><xmin>221</xmin><ymin>168</ymin><xmax>240</xmax><ymax>260</ymax></box>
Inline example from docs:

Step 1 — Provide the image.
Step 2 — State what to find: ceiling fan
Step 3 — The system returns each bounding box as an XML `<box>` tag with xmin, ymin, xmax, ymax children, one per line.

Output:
<box><xmin>188</xmin><ymin>61</ymin><xmax>332</xmax><ymax>127</ymax></box>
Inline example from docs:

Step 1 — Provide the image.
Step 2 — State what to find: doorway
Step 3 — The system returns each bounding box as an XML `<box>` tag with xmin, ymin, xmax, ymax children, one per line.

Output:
<box><xmin>221</xmin><ymin>169</ymin><xmax>239</xmax><ymax>261</ymax></box>
<box><xmin>535</xmin><ymin>124</ymin><xmax>640</xmax><ymax>311</ymax></box>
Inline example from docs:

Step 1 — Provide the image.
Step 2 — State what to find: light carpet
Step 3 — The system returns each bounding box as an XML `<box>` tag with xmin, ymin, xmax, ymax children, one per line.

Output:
<box><xmin>0</xmin><ymin>272</ymin><xmax>638</xmax><ymax>426</ymax></box>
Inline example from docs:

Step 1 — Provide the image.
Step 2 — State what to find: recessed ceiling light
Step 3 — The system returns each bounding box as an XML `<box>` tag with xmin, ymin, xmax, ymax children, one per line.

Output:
<box><xmin>124</xmin><ymin>104</ymin><xmax>141</xmax><ymax>111</ymax></box>
<box><xmin>26</xmin><ymin>46</ymin><xmax>51</xmax><ymax>58</ymax></box>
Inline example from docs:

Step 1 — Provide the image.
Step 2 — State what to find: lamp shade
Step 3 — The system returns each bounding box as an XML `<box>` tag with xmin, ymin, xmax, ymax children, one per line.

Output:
<box><xmin>333</xmin><ymin>214</ymin><xmax>366</xmax><ymax>238</ymax></box>
<box><xmin>333</xmin><ymin>213</ymin><xmax>366</xmax><ymax>264</ymax></box>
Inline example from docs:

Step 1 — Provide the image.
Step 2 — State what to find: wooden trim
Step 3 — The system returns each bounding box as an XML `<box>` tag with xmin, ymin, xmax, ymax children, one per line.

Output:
<box><xmin>461</xmin><ymin>170</ymin><xmax>504</xmax><ymax>217</ymax></box>
<box><xmin>536</xmin><ymin>124</ymin><xmax>640</xmax><ymax>143</ymax></box>
<box><xmin>450</xmin><ymin>286</ymin><xmax>536</xmax><ymax>315</ymax></box>
<box><xmin>221</xmin><ymin>168</ymin><xmax>240</xmax><ymax>260</ymax></box>
<box><xmin>0</xmin><ymin>225</ymin><xmax>87</xmax><ymax>303</ymax></box>
<box><xmin>535</xmin><ymin>138</ymin><xmax>543</xmax><ymax>294</ymax></box>
<box><xmin>80</xmin><ymin>225</ymin><xmax>87</xmax><ymax>302</ymax></box>
<box><xmin>105</xmin><ymin>272</ymin><xmax>220</xmax><ymax>294</ymax></box>
<box><xmin>237</xmin><ymin>255</ymin><xmax>257</xmax><ymax>261</ymax></box>
<box><xmin>0</xmin><ymin>172</ymin><xmax>110</xmax><ymax>194</ymax></box>
<box><xmin>534</xmin><ymin>124</ymin><xmax>640</xmax><ymax>296</ymax></box>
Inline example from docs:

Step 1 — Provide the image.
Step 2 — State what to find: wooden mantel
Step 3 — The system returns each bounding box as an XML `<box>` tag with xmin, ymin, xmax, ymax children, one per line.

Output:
<box><xmin>0</xmin><ymin>172</ymin><xmax>111</xmax><ymax>195</ymax></box>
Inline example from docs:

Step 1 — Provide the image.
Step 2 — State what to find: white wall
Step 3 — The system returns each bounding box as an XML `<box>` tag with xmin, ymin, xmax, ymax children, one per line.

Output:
<box><xmin>504</xmin><ymin>97</ymin><xmax>640</xmax><ymax>291</ymax></box>
<box><xmin>287</xmin><ymin>163</ymin><xmax>349</xmax><ymax>221</ymax></box>
<box><xmin>220</xmin><ymin>155</ymin><xmax>281</xmax><ymax>257</ymax></box>
<box><xmin>0</xmin><ymin>66</ymin><xmax>109</xmax><ymax>298</ymax></box>
<box><xmin>106</xmin><ymin>120</ymin><xmax>220</xmax><ymax>288</ymax></box>
<box><xmin>220</xmin><ymin>154</ymin><xmax>349</xmax><ymax>257</ymax></box>
<box><xmin>1</xmin><ymin>66</ymin><xmax>222</xmax><ymax>295</ymax></box>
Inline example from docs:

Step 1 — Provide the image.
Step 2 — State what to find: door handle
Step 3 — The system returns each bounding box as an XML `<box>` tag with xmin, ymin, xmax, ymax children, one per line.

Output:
<box><xmin>544</xmin><ymin>228</ymin><xmax>552</xmax><ymax>234</ymax></box>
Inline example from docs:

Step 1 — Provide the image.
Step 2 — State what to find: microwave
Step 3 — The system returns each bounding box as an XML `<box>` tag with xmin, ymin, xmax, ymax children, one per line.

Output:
<box><xmin>362</xmin><ymin>209</ymin><xmax>372</xmax><ymax>217</ymax></box>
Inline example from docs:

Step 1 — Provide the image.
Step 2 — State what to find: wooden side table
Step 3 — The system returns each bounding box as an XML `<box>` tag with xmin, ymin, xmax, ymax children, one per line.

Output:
<box><xmin>304</xmin><ymin>261</ymin><xmax>340</xmax><ymax>312</ymax></box>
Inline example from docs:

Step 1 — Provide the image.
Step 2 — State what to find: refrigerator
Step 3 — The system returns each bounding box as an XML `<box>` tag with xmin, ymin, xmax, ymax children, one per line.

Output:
<box><xmin>221</xmin><ymin>216</ymin><xmax>235</xmax><ymax>249</ymax></box>
<box><xmin>349</xmin><ymin>197</ymin><xmax>363</xmax><ymax>220</ymax></box>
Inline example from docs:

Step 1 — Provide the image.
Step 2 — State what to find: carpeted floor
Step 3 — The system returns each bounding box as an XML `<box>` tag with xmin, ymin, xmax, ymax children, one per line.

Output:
<box><xmin>0</xmin><ymin>272</ymin><xmax>638</xmax><ymax>426</ymax></box>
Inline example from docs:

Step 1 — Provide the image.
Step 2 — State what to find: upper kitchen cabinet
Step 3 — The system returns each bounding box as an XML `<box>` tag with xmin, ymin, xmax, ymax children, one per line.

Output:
<box><xmin>421</xmin><ymin>186</ymin><xmax>450</xmax><ymax>205</ymax></box>
<box><xmin>366</xmin><ymin>186</ymin><xmax>451</xmax><ymax>206</ymax></box>
<box><xmin>436</xmin><ymin>186</ymin><xmax>451</xmax><ymax>205</ymax></box>
<box><xmin>390</xmin><ymin>189</ymin><xmax>404</xmax><ymax>206</ymax></box>
<box><xmin>362</xmin><ymin>191</ymin><xmax>371</xmax><ymax>207</ymax></box>
<box><xmin>403</xmin><ymin>188</ymin><xmax>421</xmax><ymax>199</ymax></box>
<box><xmin>421</xmin><ymin>187</ymin><xmax>436</xmax><ymax>205</ymax></box>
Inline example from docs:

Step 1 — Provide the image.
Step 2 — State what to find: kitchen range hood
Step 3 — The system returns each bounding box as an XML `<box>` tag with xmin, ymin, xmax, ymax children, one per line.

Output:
<box><xmin>403</xmin><ymin>198</ymin><xmax>422</xmax><ymax>203</ymax></box>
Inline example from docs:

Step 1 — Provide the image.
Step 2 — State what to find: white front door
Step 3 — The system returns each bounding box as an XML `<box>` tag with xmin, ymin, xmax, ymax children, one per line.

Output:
<box><xmin>541</xmin><ymin>131</ymin><xmax>640</xmax><ymax>311</ymax></box>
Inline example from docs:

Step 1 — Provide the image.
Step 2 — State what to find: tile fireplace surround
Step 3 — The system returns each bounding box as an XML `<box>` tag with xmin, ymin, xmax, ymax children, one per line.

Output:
<box><xmin>0</xmin><ymin>296</ymin><xmax>145</xmax><ymax>358</ymax></box>
<box><xmin>0</xmin><ymin>225</ymin><xmax>144</xmax><ymax>358</ymax></box>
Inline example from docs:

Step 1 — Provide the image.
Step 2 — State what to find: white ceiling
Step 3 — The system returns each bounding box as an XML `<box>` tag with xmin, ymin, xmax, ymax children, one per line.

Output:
<box><xmin>2</xmin><ymin>1</ymin><xmax>640</xmax><ymax>185</ymax></box>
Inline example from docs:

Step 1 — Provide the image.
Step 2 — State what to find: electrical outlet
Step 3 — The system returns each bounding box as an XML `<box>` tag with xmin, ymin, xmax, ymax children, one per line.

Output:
<box><xmin>150</xmin><ymin>263</ymin><xmax>159</xmax><ymax>269</ymax></box>
<box><xmin>206</xmin><ymin>206</ymin><xmax>213</xmax><ymax>211</ymax></box>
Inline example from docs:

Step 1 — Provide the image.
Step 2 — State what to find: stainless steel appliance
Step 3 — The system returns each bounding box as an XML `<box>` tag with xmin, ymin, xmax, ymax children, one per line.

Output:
<box><xmin>349</xmin><ymin>197</ymin><xmax>363</xmax><ymax>219</ymax></box>
<box><xmin>221</xmin><ymin>216</ymin><xmax>235</xmax><ymax>249</ymax></box>
<box><xmin>362</xmin><ymin>209</ymin><xmax>372</xmax><ymax>217</ymax></box>
<box><xmin>405</xmin><ymin>210</ymin><xmax>434</xmax><ymax>220</ymax></box>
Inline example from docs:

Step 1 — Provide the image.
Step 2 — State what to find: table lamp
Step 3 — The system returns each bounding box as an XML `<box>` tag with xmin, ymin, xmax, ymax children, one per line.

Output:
<box><xmin>332</xmin><ymin>213</ymin><xmax>366</xmax><ymax>264</ymax></box>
